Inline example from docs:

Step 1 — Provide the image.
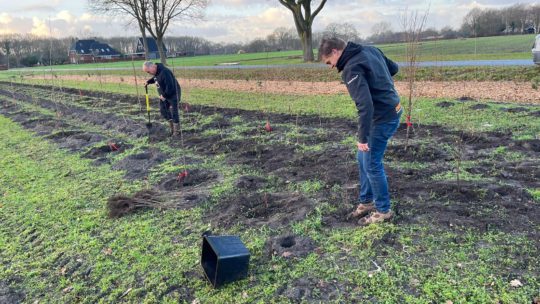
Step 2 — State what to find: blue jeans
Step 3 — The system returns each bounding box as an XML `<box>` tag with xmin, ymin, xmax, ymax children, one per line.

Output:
<box><xmin>357</xmin><ymin>115</ymin><xmax>401</xmax><ymax>213</ymax></box>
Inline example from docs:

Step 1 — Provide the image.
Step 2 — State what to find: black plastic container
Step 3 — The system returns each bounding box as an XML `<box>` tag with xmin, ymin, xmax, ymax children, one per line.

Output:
<box><xmin>201</xmin><ymin>235</ymin><xmax>250</xmax><ymax>288</ymax></box>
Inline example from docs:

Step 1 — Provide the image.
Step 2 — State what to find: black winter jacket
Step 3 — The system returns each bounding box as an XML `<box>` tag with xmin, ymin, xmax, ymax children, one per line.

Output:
<box><xmin>146</xmin><ymin>63</ymin><xmax>181</xmax><ymax>99</ymax></box>
<box><xmin>336</xmin><ymin>42</ymin><xmax>401</xmax><ymax>143</ymax></box>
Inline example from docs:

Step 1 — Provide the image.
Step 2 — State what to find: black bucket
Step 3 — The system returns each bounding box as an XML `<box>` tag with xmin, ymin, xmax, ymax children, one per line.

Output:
<box><xmin>200</xmin><ymin>235</ymin><xmax>250</xmax><ymax>288</ymax></box>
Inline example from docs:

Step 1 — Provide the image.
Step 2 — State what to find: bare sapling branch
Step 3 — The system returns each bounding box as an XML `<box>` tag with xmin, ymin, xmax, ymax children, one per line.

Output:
<box><xmin>400</xmin><ymin>5</ymin><xmax>429</xmax><ymax>149</ymax></box>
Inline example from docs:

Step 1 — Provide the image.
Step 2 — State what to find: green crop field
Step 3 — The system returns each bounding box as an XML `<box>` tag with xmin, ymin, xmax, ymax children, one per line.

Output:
<box><xmin>378</xmin><ymin>34</ymin><xmax>537</xmax><ymax>61</ymax></box>
<box><xmin>9</xmin><ymin>34</ymin><xmax>538</xmax><ymax>73</ymax></box>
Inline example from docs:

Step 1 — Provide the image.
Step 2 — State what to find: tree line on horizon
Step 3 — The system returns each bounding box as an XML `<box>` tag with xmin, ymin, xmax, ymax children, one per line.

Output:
<box><xmin>0</xmin><ymin>3</ymin><xmax>539</xmax><ymax>68</ymax></box>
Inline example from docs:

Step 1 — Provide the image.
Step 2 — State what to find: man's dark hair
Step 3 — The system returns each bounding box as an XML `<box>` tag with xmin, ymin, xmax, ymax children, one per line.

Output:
<box><xmin>318</xmin><ymin>37</ymin><xmax>347</xmax><ymax>58</ymax></box>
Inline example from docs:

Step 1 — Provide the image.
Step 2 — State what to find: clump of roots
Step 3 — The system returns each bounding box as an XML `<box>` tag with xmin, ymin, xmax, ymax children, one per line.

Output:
<box><xmin>107</xmin><ymin>189</ymin><xmax>173</xmax><ymax>218</ymax></box>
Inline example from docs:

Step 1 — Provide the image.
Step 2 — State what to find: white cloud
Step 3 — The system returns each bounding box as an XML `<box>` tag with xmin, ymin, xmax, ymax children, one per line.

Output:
<box><xmin>255</xmin><ymin>7</ymin><xmax>289</xmax><ymax>24</ymax></box>
<box><xmin>30</xmin><ymin>17</ymin><xmax>50</xmax><ymax>36</ymax></box>
<box><xmin>80</xmin><ymin>13</ymin><xmax>95</xmax><ymax>21</ymax></box>
<box><xmin>55</xmin><ymin>10</ymin><xmax>76</xmax><ymax>24</ymax></box>
<box><xmin>0</xmin><ymin>13</ymin><xmax>13</xmax><ymax>24</ymax></box>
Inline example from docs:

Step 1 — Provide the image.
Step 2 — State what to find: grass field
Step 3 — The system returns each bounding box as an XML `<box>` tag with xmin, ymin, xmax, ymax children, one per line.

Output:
<box><xmin>9</xmin><ymin>34</ymin><xmax>538</xmax><ymax>72</ymax></box>
<box><xmin>378</xmin><ymin>34</ymin><xmax>537</xmax><ymax>62</ymax></box>
<box><xmin>1</xmin><ymin>34</ymin><xmax>539</xmax><ymax>302</ymax></box>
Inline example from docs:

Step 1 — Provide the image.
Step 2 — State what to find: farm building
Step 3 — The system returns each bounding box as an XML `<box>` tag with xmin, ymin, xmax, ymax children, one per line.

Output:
<box><xmin>134</xmin><ymin>37</ymin><xmax>167</xmax><ymax>59</ymax></box>
<box><xmin>68</xmin><ymin>39</ymin><xmax>122</xmax><ymax>64</ymax></box>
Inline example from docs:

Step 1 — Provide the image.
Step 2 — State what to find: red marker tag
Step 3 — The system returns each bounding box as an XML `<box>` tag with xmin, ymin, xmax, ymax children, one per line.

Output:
<box><xmin>265</xmin><ymin>120</ymin><xmax>272</xmax><ymax>132</ymax></box>
<box><xmin>108</xmin><ymin>142</ymin><xmax>119</xmax><ymax>151</ymax></box>
<box><xmin>177</xmin><ymin>170</ymin><xmax>189</xmax><ymax>182</ymax></box>
<box><xmin>406</xmin><ymin>116</ymin><xmax>413</xmax><ymax>127</ymax></box>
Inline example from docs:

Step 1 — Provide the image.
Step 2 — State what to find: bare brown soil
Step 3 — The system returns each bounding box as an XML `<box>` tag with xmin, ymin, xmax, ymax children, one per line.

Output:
<box><xmin>31</xmin><ymin>74</ymin><xmax>540</xmax><ymax>104</ymax></box>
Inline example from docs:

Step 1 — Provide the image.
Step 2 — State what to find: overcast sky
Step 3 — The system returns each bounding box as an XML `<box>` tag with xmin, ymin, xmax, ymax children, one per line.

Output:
<box><xmin>0</xmin><ymin>0</ymin><xmax>537</xmax><ymax>43</ymax></box>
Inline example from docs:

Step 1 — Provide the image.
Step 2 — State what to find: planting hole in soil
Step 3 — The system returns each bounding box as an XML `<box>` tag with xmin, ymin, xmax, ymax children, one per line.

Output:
<box><xmin>112</xmin><ymin>148</ymin><xmax>167</xmax><ymax>180</ymax></box>
<box><xmin>470</xmin><ymin>104</ymin><xmax>490</xmax><ymax>110</ymax></box>
<box><xmin>436</xmin><ymin>101</ymin><xmax>455</xmax><ymax>108</ymax></box>
<box><xmin>266</xmin><ymin>234</ymin><xmax>317</xmax><ymax>259</ymax></box>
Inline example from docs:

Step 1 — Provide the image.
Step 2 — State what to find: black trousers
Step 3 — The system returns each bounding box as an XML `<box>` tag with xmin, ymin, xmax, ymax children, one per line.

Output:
<box><xmin>159</xmin><ymin>95</ymin><xmax>180</xmax><ymax>123</ymax></box>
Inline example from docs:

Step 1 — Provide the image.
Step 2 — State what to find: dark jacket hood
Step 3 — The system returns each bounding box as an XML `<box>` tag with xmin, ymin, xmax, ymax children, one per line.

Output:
<box><xmin>156</xmin><ymin>63</ymin><xmax>164</xmax><ymax>75</ymax></box>
<box><xmin>336</xmin><ymin>42</ymin><xmax>364</xmax><ymax>72</ymax></box>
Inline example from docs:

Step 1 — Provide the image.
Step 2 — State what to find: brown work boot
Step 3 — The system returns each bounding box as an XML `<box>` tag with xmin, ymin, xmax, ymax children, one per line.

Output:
<box><xmin>172</xmin><ymin>123</ymin><xmax>179</xmax><ymax>137</ymax></box>
<box><xmin>168</xmin><ymin>120</ymin><xmax>174</xmax><ymax>136</ymax></box>
<box><xmin>347</xmin><ymin>202</ymin><xmax>375</xmax><ymax>220</ymax></box>
<box><xmin>358</xmin><ymin>210</ymin><xmax>394</xmax><ymax>226</ymax></box>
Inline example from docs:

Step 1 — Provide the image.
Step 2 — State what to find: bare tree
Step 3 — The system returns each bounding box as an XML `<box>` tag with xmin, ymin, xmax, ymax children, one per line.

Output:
<box><xmin>267</xmin><ymin>27</ymin><xmax>299</xmax><ymax>51</ymax></box>
<box><xmin>167</xmin><ymin>36</ymin><xmax>212</xmax><ymax>55</ymax></box>
<box><xmin>532</xmin><ymin>4</ymin><xmax>540</xmax><ymax>34</ymax></box>
<box><xmin>10</xmin><ymin>34</ymin><xmax>25</xmax><ymax>67</ymax></box>
<box><xmin>514</xmin><ymin>4</ymin><xmax>528</xmax><ymax>33</ymax></box>
<box><xmin>89</xmin><ymin>0</ymin><xmax>151</xmax><ymax>59</ymax></box>
<box><xmin>105</xmin><ymin>36</ymin><xmax>139</xmax><ymax>54</ymax></box>
<box><xmin>143</xmin><ymin>0</ymin><xmax>208</xmax><ymax>64</ymax></box>
<box><xmin>461</xmin><ymin>7</ymin><xmax>482</xmax><ymax>37</ymax></box>
<box><xmin>369</xmin><ymin>21</ymin><xmax>397</xmax><ymax>43</ymax></box>
<box><xmin>0</xmin><ymin>35</ymin><xmax>12</xmax><ymax>68</ymax></box>
<box><xmin>323</xmin><ymin>22</ymin><xmax>360</xmax><ymax>42</ymax></box>
<box><xmin>89</xmin><ymin>0</ymin><xmax>207</xmax><ymax>64</ymax></box>
<box><xmin>400</xmin><ymin>7</ymin><xmax>429</xmax><ymax>148</ymax></box>
<box><xmin>278</xmin><ymin>0</ymin><xmax>327</xmax><ymax>62</ymax></box>
<box><xmin>371</xmin><ymin>21</ymin><xmax>393</xmax><ymax>37</ymax></box>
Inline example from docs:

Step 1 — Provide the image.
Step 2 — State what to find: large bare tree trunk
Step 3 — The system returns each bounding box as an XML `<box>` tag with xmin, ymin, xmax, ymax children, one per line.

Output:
<box><xmin>156</xmin><ymin>36</ymin><xmax>167</xmax><ymax>64</ymax></box>
<box><xmin>301</xmin><ymin>30</ymin><xmax>313</xmax><ymax>62</ymax></box>
<box><xmin>138</xmin><ymin>23</ymin><xmax>150</xmax><ymax>59</ymax></box>
<box><xmin>279</xmin><ymin>0</ymin><xmax>326</xmax><ymax>62</ymax></box>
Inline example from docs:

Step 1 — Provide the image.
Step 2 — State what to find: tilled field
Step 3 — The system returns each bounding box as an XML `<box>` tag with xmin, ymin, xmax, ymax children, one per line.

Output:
<box><xmin>28</xmin><ymin>74</ymin><xmax>540</xmax><ymax>104</ymax></box>
<box><xmin>0</xmin><ymin>81</ymin><xmax>539</xmax><ymax>302</ymax></box>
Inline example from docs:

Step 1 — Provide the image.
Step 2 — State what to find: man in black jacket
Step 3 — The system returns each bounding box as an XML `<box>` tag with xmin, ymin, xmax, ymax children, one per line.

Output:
<box><xmin>143</xmin><ymin>61</ymin><xmax>181</xmax><ymax>136</ymax></box>
<box><xmin>319</xmin><ymin>37</ymin><xmax>402</xmax><ymax>225</ymax></box>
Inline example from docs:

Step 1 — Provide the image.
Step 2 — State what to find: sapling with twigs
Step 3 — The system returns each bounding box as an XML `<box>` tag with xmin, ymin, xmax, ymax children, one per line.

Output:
<box><xmin>453</xmin><ymin>17</ymin><xmax>479</xmax><ymax>192</ymax></box>
<box><xmin>400</xmin><ymin>6</ymin><xmax>429</xmax><ymax>149</ymax></box>
<box><xmin>453</xmin><ymin>101</ymin><xmax>466</xmax><ymax>191</ymax></box>
<box><xmin>130</xmin><ymin>56</ymin><xmax>143</xmax><ymax>112</ymax></box>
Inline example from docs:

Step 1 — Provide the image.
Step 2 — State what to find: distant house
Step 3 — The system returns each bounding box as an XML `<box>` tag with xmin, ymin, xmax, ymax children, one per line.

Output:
<box><xmin>134</xmin><ymin>37</ymin><xmax>167</xmax><ymax>59</ymax></box>
<box><xmin>524</xmin><ymin>27</ymin><xmax>535</xmax><ymax>34</ymax></box>
<box><xmin>69</xmin><ymin>39</ymin><xmax>121</xmax><ymax>64</ymax></box>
